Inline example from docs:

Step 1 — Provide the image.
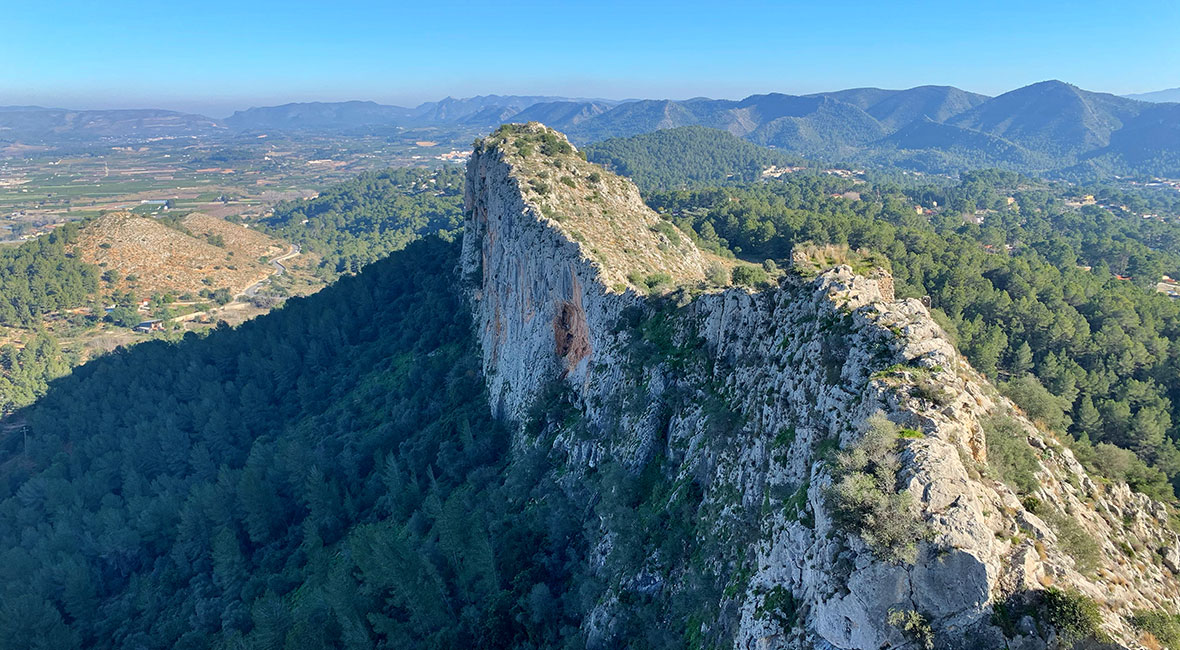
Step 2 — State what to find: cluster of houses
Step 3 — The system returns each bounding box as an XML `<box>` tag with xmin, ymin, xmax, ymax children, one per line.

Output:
<box><xmin>1064</xmin><ymin>194</ymin><xmax>1098</xmax><ymax>208</ymax></box>
<box><xmin>435</xmin><ymin>150</ymin><xmax>470</xmax><ymax>163</ymax></box>
<box><xmin>101</xmin><ymin>298</ymin><xmax>169</xmax><ymax>333</ymax></box>
<box><xmin>760</xmin><ymin>165</ymin><xmax>807</xmax><ymax>178</ymax></box>
<box><xmin>912</xmin><ymin>196</ymin><xmax>1019</xmax><ymax>225</ymax></box>
<box><xmin>1160</xmin><ymin>276</ymin><xmax>1180</xmax><ymax>300</ymax></box>
<box><xmin>1128</xmin><ymin>178</ymin><xmax>1180</xmax><ymax>192</ymax></box>
<box><xmin>760</xmin><ymin>165</ymin><xmax>867</xmax><ymax>180</ymax></box>
<box><xmin>133</xmin><ymin>319</ymin><xmax>165</xmax><ymax>333</ymax></box>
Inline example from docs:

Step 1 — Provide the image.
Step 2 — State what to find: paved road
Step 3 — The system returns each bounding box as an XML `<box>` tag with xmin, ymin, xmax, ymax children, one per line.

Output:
<box><xmin>242</xmin><ymin>244</ymin><xmax>301</xmax><ymax>298</ymax></box>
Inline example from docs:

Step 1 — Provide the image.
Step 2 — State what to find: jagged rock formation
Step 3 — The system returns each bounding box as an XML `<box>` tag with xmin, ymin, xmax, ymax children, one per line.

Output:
<box><xmin>461</xmin><ymin>124</ymin><xmax>1180</xmax><ymax>649</ymax></box>
<box><xmin>463</xmin><ymin>123</ymin><xmax>713</xmax><ymax>419</ymax></box>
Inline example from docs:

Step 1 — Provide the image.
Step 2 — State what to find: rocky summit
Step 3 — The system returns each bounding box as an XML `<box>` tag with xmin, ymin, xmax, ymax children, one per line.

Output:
<box><xmin>461</xmin><ymin>123</ymin><xmax>1180</xmax><ymax>649</ymax></box>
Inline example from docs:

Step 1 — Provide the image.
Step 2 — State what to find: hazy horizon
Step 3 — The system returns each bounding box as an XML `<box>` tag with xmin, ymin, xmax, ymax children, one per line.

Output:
<box><xmin>7</xmin><ymin>78</ymin><xmax>1179</xmax><ymax>120</ymax></box>
<box><xmin>4</xmin><ymin>0</ymin><xmax>1178</xmax><ymax>118</ymax></box>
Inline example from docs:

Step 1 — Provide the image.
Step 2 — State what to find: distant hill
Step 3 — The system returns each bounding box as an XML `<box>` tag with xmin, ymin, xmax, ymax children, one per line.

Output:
<box><xmin>946</xmin><ymin>80</ymin><xmax>1143</xmax><ymax>156</ymax></box>
<box><xmin>562</xmin><ymin>90</ymin><xmax>948</xmax><ymax>146</ymax></box>
<box><xmin>740</xmin><ymin>94</ymin><xmax>886</xmax><ymax>154</ymax></box>
<box><xmin>74</xmin><ymin>212</ymin><xmax>284</xmax><ymax>296</ymax></box>
<box><xmin>1125</xmin><ymin>87</ymin><xmax>1180</xmax><ymax>103</ymax></box>
<box><xmin>561</xmin><ymin>98</ymin><xmax>706</xmax><ymax>141</ymax></box>
<box><xmin>583</xmin><ymin>126</ymin><xmax>803</xmax><ymax>189</ymax></box>
<box><xmin>0</xmin><ymin>107</ymin><xmax>222</xmax><ymax>143</ymax></box>
<box><xmin>223</xmin><ymin>100</ymin><xmax>410</xmax><ymax>131</ymax></box>
<box><xmin>560</xmin><ymin>81</ymin><xmax>1180</xmax><ymax>177</ymax></box>
<box><xmin>565</xmin><ymin>94</ymin><xmax>885</xmax><ymax>156</ymax></box>
<box><xmin>407</xmin><ymin>94</ymin><xmax>590</xmax><ymax>125</ymax></box>
<box><xmin>505</xmin><ymin>101</ymin><xmax>613</xmax><ymax>130</ymax></box>
<box><xmin>814</xmin><ymin>85</ymin><xmax>990</xmax><ymax>130</ymax></box>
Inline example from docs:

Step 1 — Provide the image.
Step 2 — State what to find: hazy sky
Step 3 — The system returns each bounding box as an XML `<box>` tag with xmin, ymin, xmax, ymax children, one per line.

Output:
<box><xmin>3</xmin><ymin>0</ymin><xmax>1178</xmax><ymax>117</ymax></box>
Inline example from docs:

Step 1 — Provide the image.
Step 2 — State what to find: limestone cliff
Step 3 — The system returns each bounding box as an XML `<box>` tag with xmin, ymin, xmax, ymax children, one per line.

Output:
<box><xmin>461</xmin><ymin>123</ymin><xmax>1180</xmax><ymax>650</ymax></box>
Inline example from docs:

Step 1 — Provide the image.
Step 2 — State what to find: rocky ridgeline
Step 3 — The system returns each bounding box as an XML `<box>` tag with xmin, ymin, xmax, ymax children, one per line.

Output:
<box><xmin>461</xmin><ymin>124</ymin><xmax>1180</xmax><ymax>650</ymax></box>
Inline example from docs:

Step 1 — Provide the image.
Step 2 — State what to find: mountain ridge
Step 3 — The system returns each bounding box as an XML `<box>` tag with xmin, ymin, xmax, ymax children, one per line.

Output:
<box><xmin>462</xmin><ymin>124</ymin><xmax>1180</xmax><ymax>648</ymax></box>
<box><xmin>6</xmin><ymin>80</ymin><xmax>1180</xmax><ymax>177</ymax></box>
<box><xmin>809</xmin><ymin>85</ymin><xmax>990</xmax><ymax>130</ymax></box>
<box><xmin>946</xmin><ymin>80</ymin><xmax>1143</xmax><ymax>156</ymax></box>
<box><xmin>1126</xmin><ymin>87</ymin><xmax>1180</xmax><ymax>103</ymax></box>
<box><xmin>0</xmin><ymin>106</ymin><xmax>223</xmax><ymax>142</ymax></box>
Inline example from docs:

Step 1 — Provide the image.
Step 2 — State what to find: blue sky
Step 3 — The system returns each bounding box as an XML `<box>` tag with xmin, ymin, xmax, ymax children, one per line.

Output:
<box><xmin>2</xmin><ymin>0</ymin><xmax>1178</xmax><ymax>116</ymax></box>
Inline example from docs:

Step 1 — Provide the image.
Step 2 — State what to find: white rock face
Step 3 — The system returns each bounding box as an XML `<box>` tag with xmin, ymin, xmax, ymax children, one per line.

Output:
<box><xmin>462</xmin><ymin>138</ymin><xmax>635</xmax><ymax>423</ymax></box>
<box><xmin>461</xmin><ymin>129</ymin><xmax>1180</xmax><ymax>650</ymax></box>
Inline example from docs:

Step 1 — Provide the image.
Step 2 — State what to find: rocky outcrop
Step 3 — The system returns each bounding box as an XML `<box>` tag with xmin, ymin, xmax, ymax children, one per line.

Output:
<box><xmin>462</xmin><ymin>124</ymin><xmax>1180</xmax><ymax>649</ymax></box>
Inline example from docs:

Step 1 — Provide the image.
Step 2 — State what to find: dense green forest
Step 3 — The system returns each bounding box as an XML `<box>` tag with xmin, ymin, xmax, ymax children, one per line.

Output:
<box><xmin>0</xmin><ymin>223</ymin><xmax>99</xmax><ymax>327</ymax></box>
<box><xmin>0</xmin><ymin>334</ymin><xmax>73</xmax><ymax>417</ymax></box>
<box><xmin>0</xmin><ymin>238</ymin><xmax>723</xmax><ymax>649</ymax></box>
<box><xmin>2</xmin><ymin>240</ymin><xmax>513</xmax><ymax>647</ymax></box>
<box><xmin>583</xmin><ymin>126</ymin><xmax>803</xmax><ymax>189</ymax></box>
<box><xmin>261</xmin><ymin>167</ymin><xmax>465</xmax><ymax>277</ymax></box>
<box><xmin>646</xmin><ymin>169</ymin><xmax>1180</xmax><ymax>498</ymax></box>
<box><xmin>0</xmin><ymin>225</ymin><xmax>100</xmax><ymax>415</ymax></box>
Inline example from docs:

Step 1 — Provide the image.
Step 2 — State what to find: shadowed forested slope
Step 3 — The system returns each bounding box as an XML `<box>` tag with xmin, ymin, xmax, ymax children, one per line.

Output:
<box><xmin>0</xmin><ymin>238</ymin><xmax>606</xmax><ymax>648</ymax></box>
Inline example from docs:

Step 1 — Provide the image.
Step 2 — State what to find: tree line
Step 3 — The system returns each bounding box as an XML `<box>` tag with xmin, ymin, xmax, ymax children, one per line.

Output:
<box><xmin>0</xmin><ymin>223</ymin><xmax>99</xmax><ymax>327</ymax></box>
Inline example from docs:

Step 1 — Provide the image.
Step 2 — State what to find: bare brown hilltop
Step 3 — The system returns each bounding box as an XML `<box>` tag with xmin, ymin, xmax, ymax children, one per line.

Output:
<box><xmin>74</xmin><ymin>211</ymin><xmax>286</xmax><ymax>296</ymax></box>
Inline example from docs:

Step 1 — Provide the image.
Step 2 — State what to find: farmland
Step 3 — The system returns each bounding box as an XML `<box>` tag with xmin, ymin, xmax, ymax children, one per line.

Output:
<box><xmin>0</xmin><ymin>127</ymin><xmax>476</xmax><ymax>414</ymax></box>
<box><xmin>0</xmin><ymin>128</ymin><xmax>475</xmax><ymax>243</ymax></box>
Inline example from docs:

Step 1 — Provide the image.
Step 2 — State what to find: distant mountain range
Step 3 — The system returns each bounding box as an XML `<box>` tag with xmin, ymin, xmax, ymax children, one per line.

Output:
<box><xmin>0</xmin><ymin>106</ymin><xmax>222</xmax><ymax>142</ymax></box>
<box><xmin>4</xmin><ymin>82</ymin><xmax>1180</xmax><ymax>177</ymax></box>
<box><xmin>221</xmin><ymin>95</ymin><xmax>622</xmax><ymax>131</ymax></box>
<box><xmin>1125</xmin><ymin>87</ymin><xmax>1180</xmax><ymax>103</ymax></box>
<box><xmin>552</xmin><ymin>82</ymin><xmax>1180</xmax><ymax>176</ymax></box>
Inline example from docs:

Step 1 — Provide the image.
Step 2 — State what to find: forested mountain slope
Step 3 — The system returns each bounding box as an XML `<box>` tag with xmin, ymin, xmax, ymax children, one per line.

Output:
<box><xmin>947</xmin><ymin>81</ymin><xmax>1143</xmax><ymax>157</ymax></box>
<box><xmin>0</xmin><ymin>239</ymin><xmax>559</xmax><ymax>648</ymax></box>
<box><xmin>583</xmin><ymin>126</ymin><xmax>804</xmax><ymax>188</ymax></box>
<box><xmin>262</xmin><ymin>166</ymin><xmax>464</xmax><ymax>276</ymax></box>
<box><xmin>814</xmin><ymin>85</ymin><xmax>989</xmax><ymax>130</ymax></box>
